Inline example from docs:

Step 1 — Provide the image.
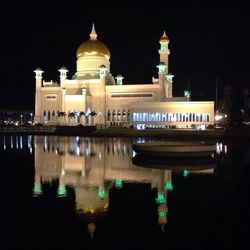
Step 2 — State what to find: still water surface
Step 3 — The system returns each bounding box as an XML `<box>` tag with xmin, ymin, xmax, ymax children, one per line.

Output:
<box><xmin>1</xmin><ymin>136</ymin><xmax>250</xmax><ymax>249</ymax></box>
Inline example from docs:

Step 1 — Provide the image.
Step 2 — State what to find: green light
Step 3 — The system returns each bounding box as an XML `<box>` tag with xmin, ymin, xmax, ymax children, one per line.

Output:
<box><xmin>156</xmin><ymin>192</ymin><xmax>166</xmax><ymax>204</ymax></box>
<box><xmin>161</xmin><ymin>44</ymin><xmax>168</xmax><ymax>51</ymax></box>
<box><xmin>57</xmin><ymin>185</ymin><xmax>67</xmax><ymax>197</ymax></box>
<box><xmin>183</xmin><ymin>169</ymin><xmax>189</xmax><ymax>177</ymax></box>
<box><xmin>114</xmin><ymin>179</ymin><xmax>122</xmax><ymax>188</ymax></box>
<box><xmin>98</xmin><ymin>189</ymin><xmax>106</xmax><ymax>199</ymax></box>
<box><xmin>32</xmin><ymin>184</ymin><xmax>42</xmax><ymax>196</ymax></box>
<box><xmin>159</xmin><ymin>211</ymin><xmax>167</xmax><ymax>217</ymax></box>
<box><xmin>184</xmin><ymin>90</ymin><xmax>191</xmax><ymax>98</ymax></box>
<box><xmin>165</xmin><ymin>181</ymin><xmax>173</xmax><ymax>191</ymax></box>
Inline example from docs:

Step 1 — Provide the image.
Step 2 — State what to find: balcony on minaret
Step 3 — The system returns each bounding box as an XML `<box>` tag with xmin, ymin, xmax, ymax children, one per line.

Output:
<box><xmin>98</xmin><ymin>64</ymin><xmax>107</xmax><ymax>77</ymax></box>
<box><xmin>58</xmin><ymin>66</ymin><xmax>68</xmax><ymax>83</ymax></box>
<box><xmin>165</xmin><ymin>73</ymin><xmax>174</xmax><ymax>82</ymax></box>
<box><xmin>34</xmin><ymin>67</ymin><xmax>44</xmax><ymax>78</ymax></box>
<box><xmin>115</xmin><ymin>74</ymin><xmax>124</xmax><ymax>85</ymax></box>
<box><xmin>157</xmin><ymin>62</ymin><xmax>167</xmax><ymax>74</ymax></box>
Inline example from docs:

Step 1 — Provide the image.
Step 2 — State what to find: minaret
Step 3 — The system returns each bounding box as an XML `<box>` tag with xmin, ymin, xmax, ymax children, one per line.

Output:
<box><xmin>115</xmin><ymin>74</ymin><xmax>124</xmax><ymax>85</ymax></box>
<box><xmin>157</xmin><ymin>62</ymin><xmax>167</xmax><ymax>101</ymax></box>
<box><xmin>34</xmin><ymin>67</ymin><xmax>44</xmax><ymax>123</ymax></box>
<box><xmin>58</xmin><ymin>66</ymin><xmax>68</xmax><ymax>86</ymax></box>
<box><xmin>159</xmin><ymin>31</ymin><xmax>170</xmax><ymax>67</ymax></box>
<box><xmin>157</xmin><ymin>31</ymin><xmax>173</xmax><ymax>99</ymax></box>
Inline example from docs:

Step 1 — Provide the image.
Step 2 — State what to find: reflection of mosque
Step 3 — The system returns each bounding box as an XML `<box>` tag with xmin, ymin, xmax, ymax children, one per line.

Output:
<box><xmin>0</xmin><ymin>136</ymin><xmax>223</xmax><ymax>234</ymax></box>
<box><xmin>33</xmin><ymin>136</ymin><xmax>174</xmax><ymax>231</ymax></box>
<box><xmin>31</xmin><ymin>136</ymin><xmax>220</xmax><ymax>233</ymax></box>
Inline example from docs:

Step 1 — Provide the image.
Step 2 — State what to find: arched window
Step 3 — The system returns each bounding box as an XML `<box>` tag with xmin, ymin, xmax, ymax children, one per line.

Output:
<box><xmin>52</xmin><ymin>110</ymin><xmax>55</xmax><ymax>121</ymax></box>
<box><xmin>112</xmin><ymin>110</ymin><xmax>116</xmax><ymax>121</ymax></box>
<box><xmin>122</xmin><ymin>109</ymin><xmax>126</xmax><ymax>121</ymax></box>
<box><xmin>43</xmin><ymin>110</ymin><xmax>47</xmax><ymax>122</ymax></box>
<box><xmin>107</xmin><ymin>110</ymin><xmax>111</xmax><ymax>121</ymax></box>
<box><xmin>117</xmin><ymin>109</ymin><xmax>121</xmax><ymax>121</ymax></box>
<box><xmin>189</xmin><ymin>113</ymin><xmax>192</xmax><ymax>122</ymax></box>
<box><xmin>48</xmin><ymin>110</ymin><xmax>51</xmax><ymax>121</ymax></box>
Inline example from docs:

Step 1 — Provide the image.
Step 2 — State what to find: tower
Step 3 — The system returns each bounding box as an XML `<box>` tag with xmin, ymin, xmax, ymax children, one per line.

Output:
<box><xmin>157</xmin><ymin>31</ymin><xmax>173</xmax><ymax>98</ymax></box>
<box><xmin>158</xmin><ymin>31</ymin><xmax>170</xmax><ymax>67</ymax></box>
<box><xmin>58</xmin><ymin>66</ymin><xmax>68</xmax><ymax>85</ymax></box>
<box><xmin>34</xmin><ymin>67</ymin><xmax>44</xmax><ymax>123</ymax></box>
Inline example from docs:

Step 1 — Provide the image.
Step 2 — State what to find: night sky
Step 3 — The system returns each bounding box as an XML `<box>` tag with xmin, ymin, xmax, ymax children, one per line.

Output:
<box><xmin>1</xmin><ymin>0</ymin><xmax>249</xmax><ymax>109</ymax></box>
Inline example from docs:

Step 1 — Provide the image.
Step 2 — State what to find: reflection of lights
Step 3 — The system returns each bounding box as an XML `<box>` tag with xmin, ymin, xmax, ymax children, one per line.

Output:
<box><xmin>28</xmin><ymin>135</ymin><xmax>32</xmax><ymax>149</ymax></box>
<box><xmin>11</xmin><ymin>136</ymin><xmax>13</xmax><ymax>149</ymax></box>
<box><xmin>114</xmin><ymin>179</ymin><xmax>123</xmax><ymax>188</ymax></box>
<box><xmin>44</xmin><ymin>136</ymin><xmax>48</xmax><ymax>151</ymax></box>
<box><xmin>33</xmin><ymin>184</ymin><xmax>42</xmax><ymax>197</ymax></box>
<box><xmin>183</xmin><ymin>169</ymin><xmax>189</xmax><ymax>177</ymax></box>
<box><xmin>159</xmin><ymin>211</ymin><xmax>167</xmax><ymax>217</ymax></box>
<box><xmin>137</xmin><ymin>137</ymin><xmax>145</xmax><ymax>144</ymax></box>
<box><xmin>76</xmin><ymin>136</ymin><xmax>79</xmax><ymax>142</ymax></box>
<box><xmin>57</xmin><ymin>185</ymin><xmax>67</xmax><ymax>197</ymax></box>
<box><xmin>3</xmin><ymin>136</ymin><xmax>6</xmax><ymax>150</ymax></box>
<box><xmin>132</xmin><ymin>150</ymin><xmax>136</xmax><ymax>157</ymax></box>
<box><xmin>98</xmin><ymin>152</ymin><xmax>102</xmax><ymax>160</ymax></box>
<box><xmin>164</xmin><ymin>181</ymin><xmax>173</xmax><ymax>191</ymax></box>
<box><xmin>16</xmin><ymin>136</ymin><xmax>19</xmax><ymax>149</ymax></box>
<box><xmin>215</xmin><ymin>115</ymin><xmax>223</xmax><ymax>121</ymax></box>
<box><xmin>156</xmin><ymin>192</ymin><xmax>166</xmax><ymax>204</ymax></box>
<box><xmin>29</xmin><ymin>147</ymin><xmax>33</xmax><ymax>155</ymax></box>
<box><xmin>61</xmin><ymin>169</ymin><xmax>65</xmax><ymax>176</ymax></box>
<box><xmin>85</xmin><ymin>147</ymin><xmax>90</xmax><ymax>157</ymax></box>
<box><xmin>224</xmin><ymin>145</ymin><xmax>227</xmax><ymax>154</ymax></box>
<box><xmin>20</xmin><ymin>136</ymin><xmax>23</xmax><ymax>149</ymax></box>
<box><xmin>76</xmin><ymin>146</ymin><xmax>80</xmax><ymax>156</ymax></box>
<box><xmin>98</xmin><ymin>189</ymin><xmax>106</xmax><ymax>199</ymax></box>
<box><xmin>216</xmin><ymin>142</ymin><xmax>224</xmax><ymax>154</ymax></box>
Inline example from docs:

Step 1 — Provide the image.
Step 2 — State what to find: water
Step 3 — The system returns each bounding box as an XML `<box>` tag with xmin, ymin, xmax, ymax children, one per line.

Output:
<box><xmin>1</xmin><ymin>135</ymin><xmax>250</xmax><ymax>250</ymax></box>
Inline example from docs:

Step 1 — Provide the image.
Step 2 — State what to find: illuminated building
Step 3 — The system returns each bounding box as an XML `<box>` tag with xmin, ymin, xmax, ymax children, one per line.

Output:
<box><xmin>34</xmin><ymin>24</ymin><xmax>214</xmax><ymax>129</ymax></box>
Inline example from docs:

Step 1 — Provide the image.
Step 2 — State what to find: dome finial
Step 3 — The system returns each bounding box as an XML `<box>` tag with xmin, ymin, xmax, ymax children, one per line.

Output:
<box><xmin>90</xmin><ymin>23</ymin><xmax>97</xmax><ymax>41</ymax></box>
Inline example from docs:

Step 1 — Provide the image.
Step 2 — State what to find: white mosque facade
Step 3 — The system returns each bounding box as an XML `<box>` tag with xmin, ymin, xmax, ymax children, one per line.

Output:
<box><xmin>34</xmin><ymin>24</ymin><xmax>214</xmax><ymax>129</ymax></box>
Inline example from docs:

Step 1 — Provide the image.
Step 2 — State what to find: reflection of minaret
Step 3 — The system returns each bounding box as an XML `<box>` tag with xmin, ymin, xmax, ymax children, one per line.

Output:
<box><xmin>33</xmin><ymin>173</ymin><xmax>42</xmax><ymax>197</ymax></box>
<box><xmin>87</xmin><ymin>223</ymin><xmax>96</xmax><ymax>239</ymax></box>
<box><xmin>155</xmin><ymin>170</ymin><xmax>173</xmax><ymax>231</ymax></box>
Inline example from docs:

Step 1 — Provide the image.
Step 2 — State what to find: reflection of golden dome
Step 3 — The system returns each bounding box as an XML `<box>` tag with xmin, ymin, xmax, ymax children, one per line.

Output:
<box><xmin>76</xmin><ymin>39</ymin><xmax>111</xmax><ymax>59</ymax></box>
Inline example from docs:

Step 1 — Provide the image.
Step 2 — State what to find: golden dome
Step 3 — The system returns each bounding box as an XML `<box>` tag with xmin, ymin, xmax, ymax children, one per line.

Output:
<box><xmin>76</xmin><ymin>39</ymin><xmax>111</xmax><ymax>59</ymax></box>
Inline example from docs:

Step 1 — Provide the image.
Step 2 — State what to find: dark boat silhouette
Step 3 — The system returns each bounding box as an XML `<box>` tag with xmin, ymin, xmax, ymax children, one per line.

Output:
<box><xmin>132</xmin><ymin>141</ymin><xmax>216</xmax><ymax>158</ymax></box>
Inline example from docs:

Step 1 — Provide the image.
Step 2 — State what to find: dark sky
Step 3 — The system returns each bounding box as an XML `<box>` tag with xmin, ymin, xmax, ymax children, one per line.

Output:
<box><xmin>0</xmin><ymin>0</ymin><xmax>249</xmax><ymax>109</ymax></box>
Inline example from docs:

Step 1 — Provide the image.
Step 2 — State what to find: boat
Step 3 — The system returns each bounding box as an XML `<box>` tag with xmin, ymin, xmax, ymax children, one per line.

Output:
<box><xmin>132</xmin><ymin>141</ymin><xmax>216</xmax><ymax>157</ymax></box>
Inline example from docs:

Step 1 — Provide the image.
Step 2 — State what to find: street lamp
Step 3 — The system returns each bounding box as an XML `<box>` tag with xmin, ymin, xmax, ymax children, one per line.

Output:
<box><xmin>30</xmin><ymin>113</ymin><xmax>33</xmax><ymax>124</ymax></box>
<box><xmin>20</xmin><ymin>115</ymin><xmax>23</xmax><ymax>125</ymax></box>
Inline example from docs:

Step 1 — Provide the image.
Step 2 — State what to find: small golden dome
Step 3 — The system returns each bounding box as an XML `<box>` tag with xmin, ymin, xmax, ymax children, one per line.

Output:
<box><xmin>159</xmin><ymin>31</ymin><xmax>170</xmax><ymax>44</ymax></box>
<box><xmin>76</xmin><ymin>39</ymin><xmax>110</xmax><ymax>59</ymax></box>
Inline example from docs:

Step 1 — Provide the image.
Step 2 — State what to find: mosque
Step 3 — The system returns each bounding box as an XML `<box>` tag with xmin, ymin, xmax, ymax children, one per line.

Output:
<box><xmin>34</xmin><ymin>24</ymin><xmax>214</xmax><ymax>129</ymax></box>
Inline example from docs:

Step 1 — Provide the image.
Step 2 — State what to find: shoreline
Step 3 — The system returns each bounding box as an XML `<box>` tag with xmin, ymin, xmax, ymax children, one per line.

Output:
<box><xmin>0</xmin><ymin>126</ymin><xmax>249</xmax><ymax>139</ymax></box>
